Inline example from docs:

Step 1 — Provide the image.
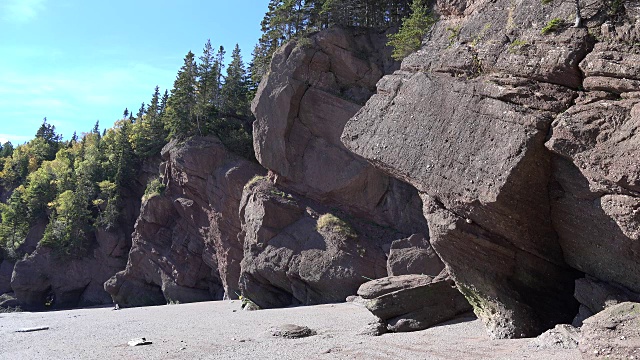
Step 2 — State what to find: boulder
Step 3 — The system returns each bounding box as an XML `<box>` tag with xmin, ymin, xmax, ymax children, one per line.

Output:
<box><xmin>357</xmin><ymin>273</ymin><xmax>471</xmax><ymax>332</ymax></box>
<box><xmin>271</xmin><ymin>324</ymin><xmax>316</xmax><ymax>339</ymax></box>
<box><xmin>386</xmin><ymin>234</ymin><xmax>443</xmax><ymax>277</ymax></box>
<box><xmin>239</xmin><ymin>178</ymin><xmax>393</xmax><ymax>309</ymax></box>
<box><xmin>343</xmin><ymin>70</ymin><xmax>578</xmax><ymax>338</ymax></box>
<box><xmin>106</xmin><ymin>136</ymin><xmax>264</xmax><ymax>306</ymax></box>
<box><xmin>579</xmin><ymin>302</ymin><xmax>640</xmax><ymax>359</ymax></box>
<box><xmin>531</xmin><ymin>324</ymin><xmax>580</xmax><ymax>350</ymax></box>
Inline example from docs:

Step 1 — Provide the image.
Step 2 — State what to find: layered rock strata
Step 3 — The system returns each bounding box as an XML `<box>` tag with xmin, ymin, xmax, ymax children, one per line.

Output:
<box><xmin>105</xmin><ymin>137</ymin><xmax>264</xmax><ymax>306</ymax></box>
<box><xmin>343</xmin><ymin>0</ymin><xmax>640</xmax><ymax>339</ymax></box>
<box><xmin>358</xmin><ymin>273</ymin><xmax>471</xmax><ymax>332</ymax></box>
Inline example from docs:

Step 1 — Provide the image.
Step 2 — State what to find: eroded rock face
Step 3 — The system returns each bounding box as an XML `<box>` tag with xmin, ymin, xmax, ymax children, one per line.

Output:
<box><xmin>252</xmin><ymin>27</ymin><xmax>427</xmax><ymax>234</ymax></box>
<box><xmin>239</xmin><ymin>178</ymin><xmax>393</xmax><ymax>308</ymax></box>
<box><xmin>0</xmin><ymin>260</ymin><xmax>13</xmax><ymax>295</ymax></box>
<box><xmin>106</xmin><ymin>137</ymin><xmax>264</xmax><ymax>307</ymax></box>
<box><xmin>547</xmin><ymin>97</ymin><xmax>640</xmax><ymax>295</ymax></box>
<box><xmin>358</xmin><ymin>272</ymin><xmax>471</xmax><ymax>332</ymax></box>
<box><xmin>11</xmin><ymin>229</ymin><xmax>132</xmax><ymax>309</ymax></box>
<box><xmin>579</xmin><ymin>302</ymin><xmax>640</xmax><ymax>359</ymax></box>
<box><xmin>344</xmin><ymin>69</ymin><xmax>578</xmax><ymax>338</ymax></box>
<box><xmin>341</xmin><ymin>0</ymin><xmax>602</xmax><ymax>338</ymax></box>
<box><xmin>387</xmin><ymin>234</ymin><xmax>443</xmax><ymax>277</ymax></box>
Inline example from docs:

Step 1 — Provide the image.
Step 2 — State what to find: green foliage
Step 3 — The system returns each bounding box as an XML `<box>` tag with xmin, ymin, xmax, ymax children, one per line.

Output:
<box><xmin>608</xmin><ymin>0</ymin><xmax>625</xmax><ymax>15</ymax></box>
<box><xmin>251</xmin><ymin>0</ymin><xmax>414</xmax><ymax>84</ymax></box>
<box><xmin>244</xmin><ymin>175</ymin><xmax>267</xmax><ymax>189</ymax></box>
<box><xmin>316</xmin><ymin>213</ymin><xmax>357</xmax><ymax>238</ymax></box>
<box><xmin>40</xmin><ymin>189</ymin><xmax>91</xmax><ymax>258</ymax></box>
<box><xmin>0</xmin><ymin>142</ymin><xmax>14</xmax><ymax>158</ymax></box>
<box><xmin>0</xmin><ymin>189</ymin><xmax>29</xmax><ymax>260</ymax></box>
<box><xmin>540</xmin><ymin>0</ymin><xmax>553</xmax><ymax>4</ymax></box>
<box><xmin>221</xmin><ymin>45</ymin><xmax>250</xmax><ymax>117</ymax></box>
<box><xmin>508</xmin><ymin>38</ymin><xmax>528</xmax><ymax>54</ymax></box>
<box><xmin>447</xmin><ymin>25</ymin><xmax>461</xmax><ymax>45</ymax></box>
<box><xmin>541</xmin><ymin>18</ymin><xmax>564</xmax><ymax>34</ymax></box>
<box><xmin>387</xmin><ymin>0</ymin><xmax>437</xmax><ymax>60</ymax></box>
<box><xmin>143</xmin><ymin>178</ymin><xmax>166</xmax><ymax>201</ymax></box>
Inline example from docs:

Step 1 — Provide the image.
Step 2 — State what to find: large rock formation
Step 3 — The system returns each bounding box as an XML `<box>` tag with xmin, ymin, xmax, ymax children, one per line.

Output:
<box><xmin>239</xmin><ymin>178</ymin><xmax>394</xmax><ymax>308</ymax></box>
<box><xmin>7</xmin><ymin>186</ymin><xmax>144</xmax><ymax>310</ymax></box>
<box><xmin>252</xmin><ymin>27</ymin><xmax>428</xmax><ymax>234</ymax></box>
<box><xmin>243</xmin><ymin>27</ymin><xmax>443</xmax><ymax>309</ymax></box>
<box><xmin>11</xmin><ymin>230</ymin><xmax>130</xmax><ymax>309</ymax></box>
<box><xmin>341</xmin><ymin>0</ymin><xmax>640</xmax><ymax>339</ymax></box>
<box><xmin>105</xmin><ymin>137</ymin><xmax>264</xmax><ymax>307</ymax></box>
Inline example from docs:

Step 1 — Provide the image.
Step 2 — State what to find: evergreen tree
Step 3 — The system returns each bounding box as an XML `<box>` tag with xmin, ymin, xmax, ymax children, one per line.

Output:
<box><xmin>221</xmin><ymin>44</ymin><xmax>249</xmax><ymax>117</ymax></box>
<box><xmin>215</xmin><ymin>46</ymin><xmax>226</xmax><ymax>108</ymax></box>
<box><xmin>136</xmin><ymin>102</ymin><xmax>146</xmax><ymax>122</ymax></box>
<box><xmin>164</xmin><ymin>51</ymin><xmax>198</xmax><ymax>138</ymax></box>
<box><xmin>0</xmin><ymin>142</ymin><xmax>14</xmax><ymax>158</ymax></box>
<box><xmin>147</xmin><ymin>86</ymin><xmax>161</xmax><ymax>123</ymax></box>
<box><xmin>196</xmin><ymin>40</ymin><xmax>220</xmax><ymax>131</ymax></box>
<box><xmin>159</xmin><ymin>90</ymin><xmax>169</xmax><ymax>116</ymax></box>
<box><xmin>0</xmin><ymin>189</ymin><xmax>29</xmax><ymax>257</ymax></box>
<box><xmin>387</xmin><ymin>0</ymin><xmax>436</xmax><ymax>60</ymax></box>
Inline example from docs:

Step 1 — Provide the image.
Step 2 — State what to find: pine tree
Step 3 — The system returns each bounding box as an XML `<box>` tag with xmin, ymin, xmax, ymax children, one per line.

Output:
<box><xmin>164</xmin><ymin>51</ymin><xmax>198</xmax><ymax>138</ymax></box>
<box><xmin>196</xmin><ymin>40</ymin><xmax>219</xmax><ymax>130</ymax></box>
<box><xmin>215</xmin><ymin>46</ymin><xmax>226</xmax><ymax>108</ymax></box>
<box><xmin>159</xmin><ymin>90</ymin><xmax>169</xmax><ymax>116</ymax></box>
<box><xmin>136</xmin><ymin>102</ymin><xmax>146</xmax><ymax>122</ymax></box>
<box><xmin>221</xmin><ymin>44</ymin><xmax>249</xmax><ymax>117</ymax></box>
<box><xmin>147</xmin><ymin>87</ymin><xmax>160</xmax><ymax>122</ymax></box>
<box><xmin>387</xmin><ymin>0</ymin><xmax>435</xmax><ymax>60</ymax></box>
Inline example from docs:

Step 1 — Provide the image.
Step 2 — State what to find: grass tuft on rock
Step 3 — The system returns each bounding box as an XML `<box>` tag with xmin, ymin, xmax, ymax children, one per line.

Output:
<box><xmin>316</xmin><ymin>213</ymin><xmax>358</xmax><ymax>238</ymax></box>
<box><xmin>143</xmin><ymin>178</ymin><xmax>166</xmax><ymax>202</ymax></box>
<box><xmin>541</xmin><ymin>18</ymin><xmax>564</xmax><ymax>35</ymax></box>
<box><xmin>244</xmin><ymin>175</ymin><xmax>267</xmax><ymax>190</ymax></box>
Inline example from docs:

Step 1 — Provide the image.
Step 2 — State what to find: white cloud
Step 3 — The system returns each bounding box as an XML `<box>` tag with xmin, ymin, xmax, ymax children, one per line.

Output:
<box><xmin>0</xmin><ymin>134</ymin><xmax>32</xmax><ymax>145</ymax></box>
<box><xmin>3</xmin><ymin>0</ymin><xmax>46</xmax><ymax>24</ymax></box>
<box><xmin>0</xmin><ymin>57</ymin><xmax>177</xmax><ymax>140</ymax></box>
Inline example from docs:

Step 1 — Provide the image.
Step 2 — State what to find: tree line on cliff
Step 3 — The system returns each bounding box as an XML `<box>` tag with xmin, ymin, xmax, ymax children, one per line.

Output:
<box><xmin>0</xmin><ymin>0</ymin><xmax>430</xmax><ymax>262</ymax></box>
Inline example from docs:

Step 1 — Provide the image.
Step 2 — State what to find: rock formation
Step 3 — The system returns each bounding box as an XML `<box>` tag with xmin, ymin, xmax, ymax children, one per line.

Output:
<box><xmin>239</xmin><ymin>178</ymin><xmax>398</xmax><ymax>308</ymax></box>
<box><xmin>358</xmin><ymin>272</ymin><xmax>471</xmax><ymax>332</ymax></box>
<box><xmin>252</xmin><ymin>27</ymin><xmax>428</xmax><ymax>234</ymax></box>
<box><xmin>343</xmin><ymin>0</ymin><xmax>640</xmax><ymax>339</ymax></box>
<box><xmin>242</xmin><ymin>26</ymin><xmax>441</xmax><ymax>308</ymax></box>
<box><xmin>105</xmin><ymin>137</ymin><xmax>264</xmax><ymax>306</ymax></box>
<box><xmin>579</xmin><ymin>302</ymin><xmax>640</xmax><ymax>359</ymax></box>
<box><xmin>4</xmin><ymin>176</ymin><xmax>149</xmax><ymax>310</ymax></box>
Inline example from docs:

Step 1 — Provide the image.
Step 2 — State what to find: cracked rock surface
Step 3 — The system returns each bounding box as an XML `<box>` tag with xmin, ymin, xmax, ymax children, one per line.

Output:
<box><xmin>343</xmin><ymin>0</ymin><xmax>640</xmax><ymax>339</ymax></box>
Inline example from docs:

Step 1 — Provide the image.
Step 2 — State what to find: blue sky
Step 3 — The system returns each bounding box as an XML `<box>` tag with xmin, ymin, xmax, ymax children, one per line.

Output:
<box><xmin>0</xmin><ymin>0</ymin><xmax>267</xmax><ymax>144</ymax></box>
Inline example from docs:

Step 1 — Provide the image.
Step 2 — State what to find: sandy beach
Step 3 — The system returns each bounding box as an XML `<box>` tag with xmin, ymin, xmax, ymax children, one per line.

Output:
<box><xmin>0</xmin><ymin>301</ymin><xmax>581</xmax><ymax>359</ymax></box>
